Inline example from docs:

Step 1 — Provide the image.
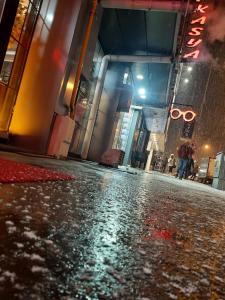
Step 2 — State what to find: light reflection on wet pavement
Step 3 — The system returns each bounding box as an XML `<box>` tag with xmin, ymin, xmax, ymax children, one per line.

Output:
<box><xmin>0</xmin><ymin>155</ymin><xmax>225</xmax><ymax>299</ymax></box>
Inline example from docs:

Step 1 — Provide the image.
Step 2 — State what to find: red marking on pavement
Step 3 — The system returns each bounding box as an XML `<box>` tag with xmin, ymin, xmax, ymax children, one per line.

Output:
<box><xmin>0</xmin><ymin>158</ymin><xmax>75</xmax><ymax>183</ymax></box>
<box><xmin>143</xmin><ymin>229</ymin><xmax>174</xmax><ymax>242</ymax></box>
<box><xmin>152</xmin><ymin>230</ymin><xmax>173</xmax><ymax>241</ymax></box>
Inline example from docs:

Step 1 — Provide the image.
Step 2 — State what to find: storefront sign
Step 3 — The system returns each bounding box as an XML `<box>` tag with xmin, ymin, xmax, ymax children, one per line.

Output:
<box><xmin>170</xmin><ymin>108</ymin><xmax>196</xmax><ymax>122</ymax></box>
<box><xmin>182</xmin><ymin>0</ymin><xmax>209</xmax><ymax>61</ymax></box>
<box><xmin>181</xmin><ymin>120</ymin><xmax>195</xmax><ymax>139</ymax></box>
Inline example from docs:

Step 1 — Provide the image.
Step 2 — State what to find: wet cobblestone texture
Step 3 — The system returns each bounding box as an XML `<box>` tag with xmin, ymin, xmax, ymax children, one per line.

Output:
<box><xmin>0</xmin><ymin>152</ymin><xmax>225</xmax><ymax>300</ymax></box>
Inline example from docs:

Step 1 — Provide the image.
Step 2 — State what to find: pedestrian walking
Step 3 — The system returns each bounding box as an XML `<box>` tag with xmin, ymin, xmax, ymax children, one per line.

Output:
<box><xmin>168</xmin><ymin>154</ymin><xmax>176</xmax><ymax>174</ymax></box>
<box><xmin>185</xmin><ymin>143</ymin><xmax>195</xmax><ymax>178</ymax></box>
<box><xmin>185</xmin><ymin>156</ymin><xmax>194</xmax><ymax>178</ymax></box>
<box><xmin>176</xmin><ymin>141</ymin><xmax>192</xmax><ymax>180</ymax></box>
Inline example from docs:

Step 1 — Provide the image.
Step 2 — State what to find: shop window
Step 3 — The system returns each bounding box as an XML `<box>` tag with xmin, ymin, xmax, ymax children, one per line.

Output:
<box><xmin>20</xmin><ymin>3</ymin><xmax>39</xmax><ymax>48</ymax></box>
<box><xmin>8</xmin><ymin>45</ymin><xmax>26</xmax><ymax>89</ymax></box>
<box><xmin>0</xmin><ymin>37</ymin><xmax>18</xmax><ymax>84</ymax></box>
<box><xmin>11</xmin><ymin>0</ymin><xmax>29</xmax><ymax>41</ymax></box>
<box><xmin>0</xmin><ymin>0</ymin><xmax>39</xmax><ymax>86</ymax></box>
<box><xmin>0</xmin><ymin>0</ymin><xmax>41</xmax><ymax>132</ymax></box>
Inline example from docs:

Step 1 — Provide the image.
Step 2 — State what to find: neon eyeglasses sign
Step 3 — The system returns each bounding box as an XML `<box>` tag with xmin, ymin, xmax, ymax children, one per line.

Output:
<box><xmin>182</xmin><ymin>0</ymin><xmax>209</xmax><ymax>60</ymax></box>
<box><xmin>170</xmin><ymin>108</ymin><xmax>196</xmax><ymax>122</ymax></box>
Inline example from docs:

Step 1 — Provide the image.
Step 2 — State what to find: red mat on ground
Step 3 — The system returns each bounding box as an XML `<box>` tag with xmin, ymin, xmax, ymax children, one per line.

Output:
<box><xmin>0</xmin><ymin>158</ymin><xmax>75</xmax><ymax>183</ymax></box>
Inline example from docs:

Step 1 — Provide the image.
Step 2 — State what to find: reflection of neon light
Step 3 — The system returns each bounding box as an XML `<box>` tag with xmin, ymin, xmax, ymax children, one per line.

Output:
<box><xmin>153</xmin><ymin>230</ymin><xmax>173</xmax><ymax>241</ymax></box>
<box><xmin>170</xmin><ymin>108</ymin><xmax>196</xmax><ymax>122</ymax></box>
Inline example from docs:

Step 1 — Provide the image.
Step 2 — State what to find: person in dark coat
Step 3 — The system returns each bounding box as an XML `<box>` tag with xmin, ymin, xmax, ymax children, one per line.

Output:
<box><xmin>189</xmin><ymin>160</ymin><xmax>198</xmax><ymax>180</ymax></box>
<box><xmin>185</xmin><ymin>157</ymin><xmax>194</xmax><ymax>178</ymax></box>
<box><xmin>176</xmin><ymin>142</ymin><xmax>191</xmax><ymax>180</ymax></box>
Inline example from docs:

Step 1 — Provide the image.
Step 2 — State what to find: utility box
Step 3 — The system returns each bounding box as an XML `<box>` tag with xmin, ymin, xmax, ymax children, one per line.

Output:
<box><xmin>47</xmin><ymin>115</ymin><xmax>75</xmax><ymax>158</ymax></box>
<box><xmin>212</xmin><ymin>152</ymin><xmax>225</xmax><ymax>190</ymax></box>
<box><xmin>198</xmin><ymin>157</ymin><xmax>215</xmax><ymax>183</ymax></box>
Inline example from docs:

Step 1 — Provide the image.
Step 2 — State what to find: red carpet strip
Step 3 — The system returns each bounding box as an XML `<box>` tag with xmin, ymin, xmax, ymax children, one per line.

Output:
<box><xmin>0</xmin><ymin>158</ymin><xmax>75</xmax><ymax>183</ymax></box>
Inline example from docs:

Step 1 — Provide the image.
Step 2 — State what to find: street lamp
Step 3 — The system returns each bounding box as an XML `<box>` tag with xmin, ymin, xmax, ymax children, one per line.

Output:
<box><xmin>138</xmin><ymin>88</ymin><xmax>145</xmax><ymax>95</ymax></box>
<box><xmin>137</xmin><ymin>74</ymin><xmax>144</xmax><ymax>80</ymax></box>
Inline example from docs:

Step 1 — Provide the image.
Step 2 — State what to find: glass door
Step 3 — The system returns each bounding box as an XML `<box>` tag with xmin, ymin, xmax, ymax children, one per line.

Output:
<box><xmin>0</xmin><ymin>0</ymin><xmax>42</xmax><ymax>135</ymax></box>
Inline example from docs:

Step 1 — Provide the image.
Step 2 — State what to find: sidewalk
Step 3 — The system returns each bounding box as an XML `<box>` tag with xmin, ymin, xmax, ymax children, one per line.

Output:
<box><xmin>0</xmin><ymin>151</ymin><xmax>225</xmax><ymax>299</ymax></box>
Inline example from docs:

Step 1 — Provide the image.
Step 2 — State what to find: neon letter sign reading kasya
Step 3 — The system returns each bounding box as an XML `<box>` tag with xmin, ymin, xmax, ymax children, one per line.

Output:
<box><xmin>183</xmin><ymin>1</ymin><xmax>209</xmax><ymax>60</ymax></box>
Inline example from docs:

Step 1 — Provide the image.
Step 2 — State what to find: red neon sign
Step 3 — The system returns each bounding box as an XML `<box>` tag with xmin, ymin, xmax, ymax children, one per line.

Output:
<box><xmin>182</xmin><ymin>0</ymin><xmax>209</xmax><ymax>60</ymax></box>
<box><xmin>187</xmin><ymin>38</ymin><xmax>202</xmax><ymax>47</ymax></box>
<box><xmin>170</xmin><ymin>108</ymin><xmax>196</xmax><ymax>122</ymax></box>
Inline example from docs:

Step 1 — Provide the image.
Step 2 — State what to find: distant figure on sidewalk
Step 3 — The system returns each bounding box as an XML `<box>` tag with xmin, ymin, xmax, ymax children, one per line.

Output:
<box><xmin>168</xmin><ymin>154</ymin><xmax>176</xmax><ymax>174</ymax></box>
<box><xmin>189</xmin><ymin>160</ymin><xmax>198</xmax><ymax>180</ymax></box>
<box><xmin>176</xmin><ymin>142</ymin><xmax>192</xmax><ymax>180</ymax></box>
<box><xmin>162</xmin><ymin>155</ymin><xmax>168</xmax><ymax>173</ymax></box>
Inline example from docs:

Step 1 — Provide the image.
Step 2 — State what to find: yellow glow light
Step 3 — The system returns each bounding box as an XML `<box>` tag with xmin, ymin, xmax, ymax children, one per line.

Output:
<box><xmin>66</xmin><ymin>81</ymin><xmax>74</xmax><ymax>90</ymax></box>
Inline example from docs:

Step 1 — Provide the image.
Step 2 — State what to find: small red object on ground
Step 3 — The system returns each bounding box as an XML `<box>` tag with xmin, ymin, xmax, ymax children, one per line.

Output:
<box><xmin>0</xmin><ymin>158</ymin><xmax>75</xmax><ymax>183</ymax></box>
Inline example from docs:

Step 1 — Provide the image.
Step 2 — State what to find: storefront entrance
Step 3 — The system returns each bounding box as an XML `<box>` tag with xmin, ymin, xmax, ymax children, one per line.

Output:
<box><xmin>0</xmin><ymin>0</ymin><xmax>41</xmax><ymax>137</ymax></box>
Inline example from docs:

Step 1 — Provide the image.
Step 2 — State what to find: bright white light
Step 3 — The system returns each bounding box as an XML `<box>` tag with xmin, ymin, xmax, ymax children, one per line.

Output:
<box><xmin>136</xmin><ymin>74</ymin><xmax>144</xmax><ymax>80</ymax></box>
<box><xmin>46</xmin><ymin>13</ymin><xmax>54</xmax><ymax>23</ymax></box>
<box><xmin>184</xmin><ymin>78</ymin><xmax>189</xmax><ymax>83</ymax></box>
<box><xmin>187</xmin><ymin>66</ymin><xmax>193</xmax><ymax>72</ymax></box>
<box><xmin>131</xmin><ymin>105</ymin><xmax>143</xmax><ymax>110</ymax></box>
<box><xmin>140</xmin><ymin>95</ymin><xmax>146</xmax><ymax>99</ymax></box>
<box><xmin>123</xmin><ymin>72</ymin><xmax>129</xmax><ymax>84</ymax></box>
<box><xmin>138</xmin><ymin>88</ymin><xmax>146</xmax><ymax>95</ymax></box>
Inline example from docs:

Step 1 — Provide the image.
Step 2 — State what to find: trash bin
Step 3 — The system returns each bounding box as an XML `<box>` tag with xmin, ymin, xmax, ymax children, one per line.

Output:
<box><xmin>212</xmin><ymin>152</ymin><xmax>225</xmax><ymax>190</ymax></box>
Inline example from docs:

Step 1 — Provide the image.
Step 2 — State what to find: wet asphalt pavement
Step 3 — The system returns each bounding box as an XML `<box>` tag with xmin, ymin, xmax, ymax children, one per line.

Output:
<box><xmin>0</xmin><ymin>152</ymin><xmax>225</xmax><ymax>300</ymax></box>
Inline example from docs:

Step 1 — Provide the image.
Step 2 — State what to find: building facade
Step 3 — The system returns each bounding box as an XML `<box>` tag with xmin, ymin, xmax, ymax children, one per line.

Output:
<box><xmin>0</xmin><ymin>0</ymin><xmax>104</xmax><ymax>156</ymax></box>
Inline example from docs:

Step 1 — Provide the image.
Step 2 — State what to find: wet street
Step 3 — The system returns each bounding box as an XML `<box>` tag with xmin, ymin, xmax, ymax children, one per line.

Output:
<box><xmin>0</xmin><ymin>152</ymin><xmax>225</xmax><ymax>300</ymax></box>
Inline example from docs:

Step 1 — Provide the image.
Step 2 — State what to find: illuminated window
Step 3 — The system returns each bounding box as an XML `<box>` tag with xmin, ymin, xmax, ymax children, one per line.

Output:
<box><xmin>0</xmin><ymin>0</ymin><xmax>41</xmax><ymax>131</ymax></box>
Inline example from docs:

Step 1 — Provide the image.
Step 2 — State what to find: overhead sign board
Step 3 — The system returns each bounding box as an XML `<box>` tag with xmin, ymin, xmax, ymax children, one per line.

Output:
<box><xmin>182</xmin><ymin>0</ymin><xmax>210</xmax><ymax>61</ymax></box>
<box><xmin>170</xmin><ymin>108</ymin><xmax>196</xmax><ymax>122</ymax></box>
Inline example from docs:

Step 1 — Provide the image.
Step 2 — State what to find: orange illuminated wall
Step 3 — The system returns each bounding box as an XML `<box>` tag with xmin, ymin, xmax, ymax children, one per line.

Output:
<box><xmin>9</xmin><ymin>0</ymin><xmax>83</xmax><ymax>153</ymax></box>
